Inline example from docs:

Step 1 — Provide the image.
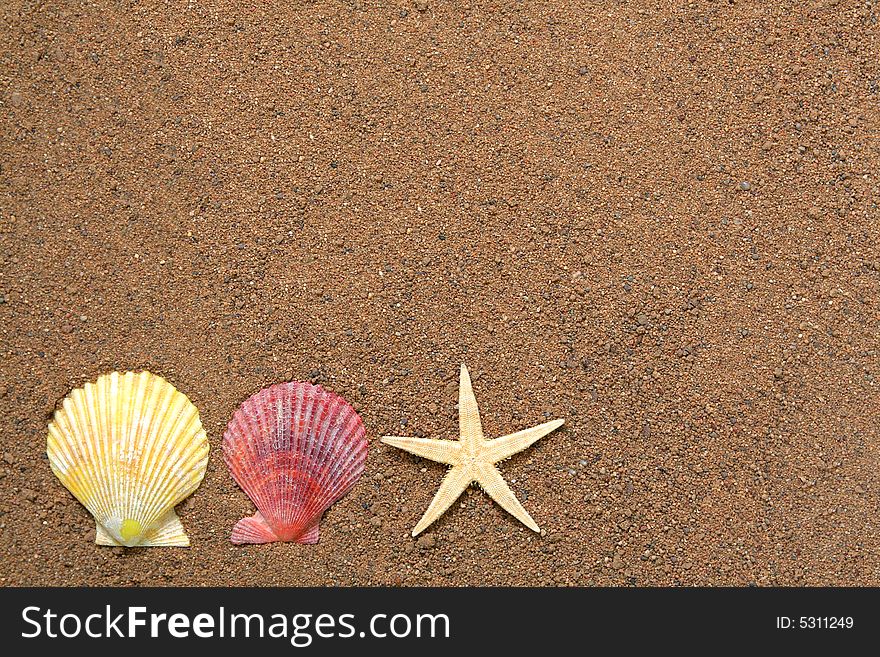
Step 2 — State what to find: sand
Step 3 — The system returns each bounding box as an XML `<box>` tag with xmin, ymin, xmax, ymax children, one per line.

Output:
<box><xmin>1</xmin><ymin>1</ymin><xmax>878</xmax><ymax>586</ymax></box>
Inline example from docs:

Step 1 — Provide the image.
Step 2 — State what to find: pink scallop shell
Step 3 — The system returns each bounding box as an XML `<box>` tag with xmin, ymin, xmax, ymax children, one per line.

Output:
<box><xmin>223</xmin><ymin>381</ymin><xmax>367</xmax><ymax>545</ymax></box>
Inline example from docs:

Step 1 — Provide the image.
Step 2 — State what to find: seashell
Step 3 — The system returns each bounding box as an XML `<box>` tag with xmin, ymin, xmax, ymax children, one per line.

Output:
<box><xmin>223</xmin><ymin>381</ymin><xmax>367</xmax><ymax>545</ymax></box>
<box><xmin>47</xmin><ymin>371</ymin><xmax>208</xmax><ymax>547</ymax></box>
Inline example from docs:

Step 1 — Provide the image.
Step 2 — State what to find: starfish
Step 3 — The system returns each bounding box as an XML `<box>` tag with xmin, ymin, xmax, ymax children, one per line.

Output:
<box><xmin>381</xmin><ymin>363</ymin><xmax>564</xmax><ymax>536</ymax></box>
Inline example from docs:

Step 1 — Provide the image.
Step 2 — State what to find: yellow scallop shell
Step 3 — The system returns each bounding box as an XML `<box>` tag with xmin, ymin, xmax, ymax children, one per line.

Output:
<box><xmin>47</xmin><ymin>371</ymin><xmax>208</xmax><ymax>547</ymax></box>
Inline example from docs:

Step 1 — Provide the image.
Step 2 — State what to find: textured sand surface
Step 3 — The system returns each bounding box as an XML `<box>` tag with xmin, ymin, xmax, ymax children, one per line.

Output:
<box><xmin>1</xmin><ymin>1</ymin><xmax>878</xmax><ymax>586</ymax></box>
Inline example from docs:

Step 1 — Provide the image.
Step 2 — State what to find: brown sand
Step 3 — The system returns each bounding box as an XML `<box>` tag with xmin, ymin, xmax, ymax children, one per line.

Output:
<box><xmin>1</xmin><ymin>1</ymin><xmax>878</xmax><ymax>586</ymax></box>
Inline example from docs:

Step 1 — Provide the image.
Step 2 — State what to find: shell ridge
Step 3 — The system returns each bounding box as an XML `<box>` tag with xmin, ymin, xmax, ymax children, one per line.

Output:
<box><xmin>134</xmin><ymin>372</ymin><xmax>165</xmax><ymax>530</ymax></box>
<box><xmin>77</xmin><ymin>382</ymin><xmax>103</xmax><ymax>523</ymax></box>
<box><xmin>318</xmin><ymin>401</ymin><xmax>363</xmax><ymax>515</ymax></box>
<box><xmin>56</xmin><ymin>377</ymin><xmax>109</xmax><ymax>536</ymax></box>
<box><xmin>316</xmin><ymin>392</ymin><xmax>346</xmax><ymax>511</ymax></box>
<box><xmin>250</xmin><ymin>389</ymin><xmax>277</xmax><ymax>522</ymax></box>
<box><xmin>292</xmin><ymin>386</ymin><xmax>320</xmax><ymax>533</ymax></box>
<box><xmin>47</xmin><ymin>421</ymin><xmax>84</xmax><ymax>513</ymax></box>
<box><xmin>47</xmin><ymin>407</ymin><xmax>82</xmax><ymax>496</ymax></box>
<box><xmin>119</xmin><ymin>373</ymin><xmax>135</xmax><ymax>532</ymax></box>
<box><xmin>126</xmin><ymin>373</ymin><xmax>159</xmax><ymax>527</ymax></box>
<box><xmin>303</xmin><ymin>388</ymin><xmax>361</xmax><ymax>533</ymax></box>
<box><xmin>309</xmin><ymin>405</ymin><xmax>345</xmax><ymax>516</ymax></box>
<box><xmin>281</xmin><ymin>383</ymin><xmax>306</xmax><ymax>534</ymax></box>
<box><xmin>135</xmin><ymin>377</ymin><xmax>181</xmax><ymax>525</ymax></box>
<box><xmin>141</xmin><ymin>426</ymin><xmax>206</xmax><ymax>528</ymax></box>
<box><xmin>312</xmin><ymin>404</ymin><xmax>365</xmax><ymax>512</ymax></box>
<box><xmin>227</xmin><ymin>393</ymin><xmax>274</xmax><ymax>523</ymax></box>
<box><xmin>89</xmin><ymin>380</ymin><xmax>115</xmax><ymax>523</ymax></box>
<box><xmin>306</xmin><ymin>387</ymin><xmax>336</xmax><ymax>528</ymax></box>
<box><xmin>290</xmin><ymin>383</ymin><xmax>313</xmax><ymax>532</ymax></box>
<box><xmin>117</xmin><ymin>375</ymin><xmax>131</xmax><ymax>539</ymax></box>
<box><xmin>287</xmin><ymin>385</ymin><xmax>302</xmax><ymax>532</ymax></box>
<box><xmin>140</xmin><ymin>395</ymin><xmax>201</xmax><ymax>523</ymax></box>
<box><xmin>134</xmin><ymin>371</ymin><xmax>167</xmax><ymax>528</ymax></box>
<box><xmin>125</xmin><ymin>373</ymin><xmax>205</xmax><ymax>543</ymax></box>
<box><xmin>334</xmin><ymin>408</ymin><xmax>366</xmax><ymax>492</ymax></box>
<box><xmin>122</xmin><ymin>372</ymin><xmax>145</xmax><ymax>535</ymax></box>
<box><xmin>275</xmin><ymin>386</ymin><xmax>292</xmax><ymax>532</ymax></box>
<box><xmin>110</xmin><ymin>374</ymin><xmax>127</xmax><ymax>522</ymax></box>
<box><xmin>326</xmin><ymin>442</ymin><xmax>363</xmax><ymax>502</ymax></box>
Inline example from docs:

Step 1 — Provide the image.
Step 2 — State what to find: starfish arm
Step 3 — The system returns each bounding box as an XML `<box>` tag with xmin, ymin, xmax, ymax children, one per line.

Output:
<box><xmin>411</xmin><ymin>465</ymin><xmax>473</xmax><ymax>536</ymax></box>
<box><xmin>484</xmin><ymin>418</ymin><xmax>565</xmax><ymax>463</ymax></box>
<box><xmin>474</xmin><ymin>462</ymin><xmax>540</xmax><ymax>532</ymax></box>
<box><xmin>458</xmin><ymin>363</ymin><xmax>484</xmax><ymax>451</ymax></box>
<box><xmin>381</xmin><ymin>436</ymin><xmax>462</xmax><ymax>465</ymax></box>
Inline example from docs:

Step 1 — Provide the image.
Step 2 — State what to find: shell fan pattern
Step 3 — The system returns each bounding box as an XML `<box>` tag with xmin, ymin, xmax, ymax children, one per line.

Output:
<box><xmin>47</xmin><ymin>371</ymin><xmax>209</xmax><ymax>547</ymax></box>
<box><xmin>223</xmin><ymin>381</ymin><xmax>368</xmax><ymax>545</ymax></box>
